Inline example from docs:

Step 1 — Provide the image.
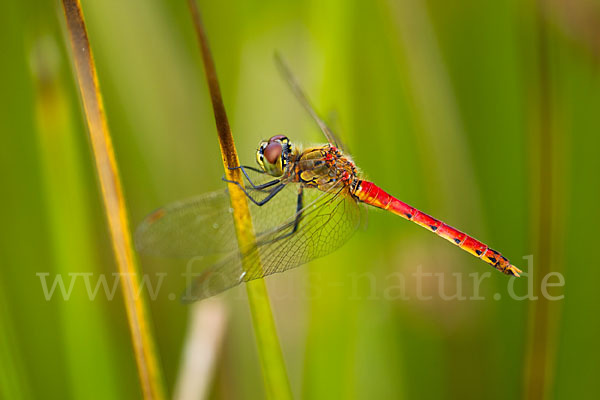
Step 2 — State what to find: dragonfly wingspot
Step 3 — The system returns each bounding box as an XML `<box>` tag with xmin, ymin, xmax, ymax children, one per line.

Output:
<box><xmin>239</xmin><ymin>271</ymin><xmax>247</xmax><ymax>282</ymax></box>
<box><xmin>147</xmin><ymin>208</ymin><xmax>165</xmax><ymax>223</ymax></box>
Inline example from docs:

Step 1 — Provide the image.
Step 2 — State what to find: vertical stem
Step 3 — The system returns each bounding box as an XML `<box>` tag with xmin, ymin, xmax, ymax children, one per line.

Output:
<box><xmin>523</xmin><ymin>1</ymin><xmax>561</xmax><ymax>398</ymax></box>
<box><xmin>61</xmin><ymin>1</ymin><xmax>166</xmax><ymax>399</ymax></box>
<box><xmin>186</xmin><ymin>1</ymin><xmax>293</xmax><ymax>399</ymax></box>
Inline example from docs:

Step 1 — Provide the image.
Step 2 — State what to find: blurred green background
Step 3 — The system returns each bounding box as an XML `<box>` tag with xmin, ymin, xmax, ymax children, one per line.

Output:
<box><xmin>2</xmin><ymin>0</ymin><xmax>599</xmax><ymax>399</ymax></box>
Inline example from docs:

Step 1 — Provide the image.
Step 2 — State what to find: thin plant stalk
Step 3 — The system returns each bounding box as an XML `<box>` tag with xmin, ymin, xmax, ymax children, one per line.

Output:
<box><xmin>60</xmin><ymin>1</ymin><xmax>166</xmax><ymax>399</ymax></box>
<box><xmin>523</xmin><ymin>1</ymin><xmax>562</xmax><ymax>397</ymax></box>
<box><xmin>186</xmin><ymin>1</ymin><xmax>293</xmax><ymax>399</ymax></box>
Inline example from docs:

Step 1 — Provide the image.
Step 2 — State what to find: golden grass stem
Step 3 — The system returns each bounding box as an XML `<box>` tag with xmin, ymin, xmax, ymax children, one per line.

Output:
<box><xmin>60</xmin><ymin>1</ymin><xmax>166</xmax><ymax>399</ymax></box>
<box><xmin>186</xmin><ymin>1</ymin><xmax>293</xmax><ymax>399</ymax></box>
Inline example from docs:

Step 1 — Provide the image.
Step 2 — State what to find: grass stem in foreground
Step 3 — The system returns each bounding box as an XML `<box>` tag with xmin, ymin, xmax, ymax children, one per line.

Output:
<box><xmin>186</xmin><ymin>1</ymin><xmax>293</xmax><ymax>399</ymax></box>
<box><xmin>61</xmin><ymin>1</ymin><xmax>166</xmax><ymax>398</ymax></box>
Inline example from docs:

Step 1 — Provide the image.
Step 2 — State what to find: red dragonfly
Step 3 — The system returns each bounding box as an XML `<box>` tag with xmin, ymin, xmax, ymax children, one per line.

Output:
<box><xmin>135</xmin><ymin>57</ymin><xmax>521</xmax><ymax>301</ymax></box>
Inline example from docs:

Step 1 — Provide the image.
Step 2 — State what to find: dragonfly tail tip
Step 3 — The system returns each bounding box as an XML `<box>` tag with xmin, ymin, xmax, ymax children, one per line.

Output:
<box><xmin>507</xmin><ymin>264</ymin><xmax>522</xmax><ymax>277</ymax></box>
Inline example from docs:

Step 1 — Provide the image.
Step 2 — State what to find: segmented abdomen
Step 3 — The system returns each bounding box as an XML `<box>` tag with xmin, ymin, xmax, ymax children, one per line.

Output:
<box><xmin>353</xmin><ymin>181</ymin><xmax>521</xmax><ymax>276</ymax></box>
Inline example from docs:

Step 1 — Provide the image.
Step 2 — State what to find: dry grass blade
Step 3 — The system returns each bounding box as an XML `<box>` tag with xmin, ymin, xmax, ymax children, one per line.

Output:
<box><xmin>60</xmin><ymin>1</ymin><xmax>166</xmax><ymax>399</ymax></box>
<box><xmin>173</xmin><ymin>300</ymin><xmax>228</xmax><ymax>400</ymax></box>
<box><xmin>186</xmin><ymin>1</ymin><xmax>292</xmax><ymax>399</ymax></box>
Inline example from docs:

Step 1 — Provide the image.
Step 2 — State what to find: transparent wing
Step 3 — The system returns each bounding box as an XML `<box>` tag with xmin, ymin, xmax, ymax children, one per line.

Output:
<box><xmin>135</xmin><ymin>190</ymin><xmax>237</xmax><ymax>257</ymax></box>
<box><xmin>274</xmin><ymin>53</ymin><xmax>347</xmax><ymax>151</ymax></box>
<box><xmin>135</xmin><ymin>180</ymin><xmax>304</xmax><ymax>258</ymax></box>
<box><xmin>184</xmin><ymin>181</ymin><xmax>365</xmax><ymax>301</ymax></box>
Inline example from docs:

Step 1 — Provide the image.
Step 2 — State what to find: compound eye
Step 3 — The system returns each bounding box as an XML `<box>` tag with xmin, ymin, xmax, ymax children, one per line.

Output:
<box><xmin>263</xmin><ymin>141</ymin><xmax>282</xmax><ymax>164</ymax></box>
<box><xmin>269</xmin><ymin>134</ymin><xmax>287</xmax><ymax>143</ymax></box>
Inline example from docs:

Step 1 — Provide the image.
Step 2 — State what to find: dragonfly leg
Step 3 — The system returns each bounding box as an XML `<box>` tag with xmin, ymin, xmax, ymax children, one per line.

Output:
<box><xmin>228</xmin><ymin>165</ymin><xmax>265</xmax><ymax>174</ymax></box>
<box><xmin>290</xmin><ymin>186</ymin><xmax>304</xmax><ymax>234</ymax></box>
<box><xmin>223</xmin><ymin>166</ymin><xmax>280</xmax><ymax>190</ymax></box>
<box><xmin>251</xmin><ymin>183</ymin><xmax>286</xmax><ymax>206</ymax></box>
<box><xmin>258</xmin><ymin>187</ymin><xmax>304</xmax><ymax>244</ymax></box>
<box><xmin>222</xmin><ymin>176</ymin><xmax>281</xmax><ymax>191</ymax></box>
<box><xmin>230</xmin><ymin>165</ymin><xmax>270</xmax><ymax>187</ymax></box>
<box><xmin>227</xmin><ymin>181</ymin><xmax>286</xmax><ymax>206</ymax></box>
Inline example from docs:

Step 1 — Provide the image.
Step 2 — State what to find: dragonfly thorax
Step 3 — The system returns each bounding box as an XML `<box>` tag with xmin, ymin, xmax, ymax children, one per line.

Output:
<box><xmin>256</xmin><ymin>135</ymin><xmax>295</xmax><ymax>176</ymax></box>
<box><xmin>295</xmin><ymin>145</ymin><xmax>359</xmax><ymax>191</ymax></box>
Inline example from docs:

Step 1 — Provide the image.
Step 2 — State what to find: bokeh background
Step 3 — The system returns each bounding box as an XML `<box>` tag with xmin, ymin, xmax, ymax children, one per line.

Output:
<box><xmin>2</xmin><ymin>0</ymin><xmax>599</xmax><ymax>399</ymax></box>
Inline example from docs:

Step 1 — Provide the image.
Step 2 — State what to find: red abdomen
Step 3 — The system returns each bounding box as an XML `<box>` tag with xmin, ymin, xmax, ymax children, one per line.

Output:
<box><xmin>352</xmin><ymin>181</ymin><xmax>521</xmax><ymax>276</ymax></box>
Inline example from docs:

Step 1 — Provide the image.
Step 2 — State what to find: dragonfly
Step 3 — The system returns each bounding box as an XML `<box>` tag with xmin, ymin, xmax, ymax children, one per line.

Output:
<box><xmin>135</xmin><ymin>56</ymin><xmax>521</xmax><ymax>301</ymax></box>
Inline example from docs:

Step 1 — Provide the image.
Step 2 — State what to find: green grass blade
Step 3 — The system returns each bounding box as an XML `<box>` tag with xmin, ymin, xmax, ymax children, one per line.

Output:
<box><xmin>186</xmin><ymin>1</ymin><xmax>293</xmax><ymax>399</ymax></box>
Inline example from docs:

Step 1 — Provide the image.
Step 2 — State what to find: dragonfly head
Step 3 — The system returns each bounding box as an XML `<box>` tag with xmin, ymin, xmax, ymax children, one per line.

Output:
<box><xmin>256</xmin><ymin>135</ymin><xmax>293</xmax><ymax>176</ymax></box>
